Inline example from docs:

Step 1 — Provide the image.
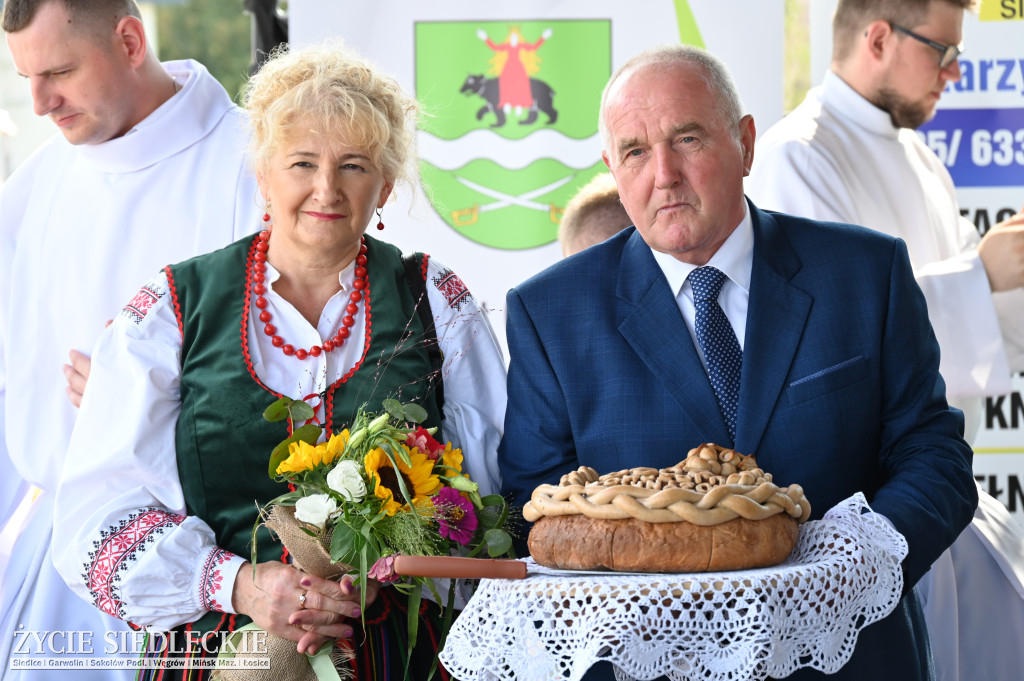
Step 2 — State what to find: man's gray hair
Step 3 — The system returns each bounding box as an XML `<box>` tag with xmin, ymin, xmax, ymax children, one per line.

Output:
<box><xmin>598</xmin><ymin>44</ymin><xmax>746</xmax><ymax>151</ymax></box>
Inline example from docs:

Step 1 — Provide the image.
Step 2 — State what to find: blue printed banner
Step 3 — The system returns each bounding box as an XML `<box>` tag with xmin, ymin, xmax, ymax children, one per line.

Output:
<box><xmin>917</xmin><ymin>108</ymin><xmax>1024</xmax><ymax>186</ymax></box>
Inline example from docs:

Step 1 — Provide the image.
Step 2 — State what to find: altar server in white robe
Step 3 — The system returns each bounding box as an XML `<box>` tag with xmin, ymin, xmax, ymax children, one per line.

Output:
<box><xmin>745</xmin><ymin>1</ymin><xmax>1024</xmax><ymax>680</ymax></box>
<box><xmin>0</xmin><ymin>1</ymin><xmax>258</xmax><ymax>678</ymax></box>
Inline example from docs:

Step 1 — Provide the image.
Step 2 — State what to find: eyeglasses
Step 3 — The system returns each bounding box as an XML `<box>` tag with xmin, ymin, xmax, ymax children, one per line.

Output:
<box><xmin>889</xmin><ymin>23</ymin><xmax>963</xmax><ymax>69</ymax></box>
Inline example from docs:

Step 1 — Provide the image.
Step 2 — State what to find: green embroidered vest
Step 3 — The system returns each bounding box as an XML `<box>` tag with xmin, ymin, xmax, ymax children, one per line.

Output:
<box><xmin>168</xmin><ymin>234</ymin><xmax>441</xmax><ymax>632</ymax></box>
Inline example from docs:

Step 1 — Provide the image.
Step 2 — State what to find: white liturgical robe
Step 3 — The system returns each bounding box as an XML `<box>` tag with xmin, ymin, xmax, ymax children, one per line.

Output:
<box><xmin>0</xmin><ymin>60</ymin><xmax>259</xmax><ymax>679</ymax></box>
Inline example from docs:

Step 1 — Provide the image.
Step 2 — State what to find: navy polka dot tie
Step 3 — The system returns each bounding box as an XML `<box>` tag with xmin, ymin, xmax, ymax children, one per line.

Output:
<box><xmin>689</xmin><ymin>266</ymin><xmax>742</xmax><ymax>441</ymax></box>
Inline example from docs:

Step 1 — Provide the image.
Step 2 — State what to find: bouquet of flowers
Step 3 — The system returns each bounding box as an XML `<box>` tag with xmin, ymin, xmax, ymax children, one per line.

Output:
<box><xmin>252</xmin><ymin>396</ymin><xmax>514</xmax><ymax>677</ymax></box>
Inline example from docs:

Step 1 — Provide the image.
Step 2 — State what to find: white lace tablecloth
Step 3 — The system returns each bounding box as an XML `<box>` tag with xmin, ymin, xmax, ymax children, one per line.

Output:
<box><xmin>440</xmin><ymin>493</ymin><xmax>907</xmax><ymax>681</ymax></box>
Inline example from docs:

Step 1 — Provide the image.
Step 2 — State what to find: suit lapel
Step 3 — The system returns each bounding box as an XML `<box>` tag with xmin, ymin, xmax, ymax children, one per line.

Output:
<box><xmin>735</xmin><ymin>206</ymin><xmax>812</xmax><ymax>454</ymax></box>
<box><xmin>616</xmin><ymin>231</ymin><xmax>732</xmax><ymax>443</ymax></box>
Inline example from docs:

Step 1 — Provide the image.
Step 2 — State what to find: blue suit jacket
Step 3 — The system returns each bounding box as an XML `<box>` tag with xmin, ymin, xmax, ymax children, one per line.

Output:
<box><xmin>499</xmin><ymin>203</ymin><xmax>977</xmax><ymax>681</ymax></box>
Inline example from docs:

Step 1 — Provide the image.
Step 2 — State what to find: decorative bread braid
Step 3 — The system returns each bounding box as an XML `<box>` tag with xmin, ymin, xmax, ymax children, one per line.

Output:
<box><xmin>523</xmin><ymin>443</ymin><xmax>811</xmax><ymax>526</ymax></box>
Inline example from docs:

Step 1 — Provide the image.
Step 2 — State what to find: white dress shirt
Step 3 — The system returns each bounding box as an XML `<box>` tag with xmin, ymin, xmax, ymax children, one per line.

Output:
<box><xmin>650</xmin><ymin>201</ymin><xmax>754</xmax><ymax>372</ymax></box>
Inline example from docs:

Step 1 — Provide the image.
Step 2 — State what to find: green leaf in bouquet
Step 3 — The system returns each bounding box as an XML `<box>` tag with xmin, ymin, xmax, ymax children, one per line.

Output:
<box><xmin>402</xmin><ymin>402</ymin><xmax>428</xmax><ymax>424</ymax></box>
<box><xmin>288</xmin><ymin>401</ymin><xmax>316</xmax><ymax>423</ymax></box>
<box><xmin>263</xmin><ymin>396</ymin><xmax>316</xmax><ymax>424</ymax></box>
<box><xmin>262</xmin><ymin>397</ymin><xmax>294</xmax><ymax>422</ymax></box>
<box><xmin>265</xmin><ymin>490</ymin><xmax>304</xmax><ymax>506</ymax></box>
<box><xmin>292</xmin><ymin>423</ymin><xmax>322</xmax><ymax>445</ymax></box>
<box><xmin>389</xmin><ymin>580</ymin><xmax>415</xmax><ymax>595</ymax></box>
<box><xmin>484</xmin><ymin>528</ymin><xmax>513</xmax><ymax>557</ymax></box>
<box><xmin>362</xmin><ymin>535</ymin><xmax>382</xmax><ymax>568</ymax></box>
<box><xmin>358</xmin><ymin>544</ymin><xmax>368</xmax><ymax>603</ymax></box>
<box><xmin>358</xmin><ymin>527</ymin><xmax>384</xmax><ymax>575</ymax></box>
<box><xmin>473</xmin><ymin>495</ymin><xmax>503</xmax><ymax>524</ymax></box>
<box><xmin>403</xmin><ymin>584</ymin><xmax>422</xmax><ymax>680</ymax></box>
<box><xmin>268</xmin><ymin>440</ymin><xmax>292</xmax><ymax>478</ymax></box>
<box><xmin>382</xmin><ymin>398</ymin><xmax>405</xmax><ymax>421</ymax></box>
<box><xmin>357</xmin><ymin>502</ymin><xmax>383</xmax><ymax>525</ymax></box>
<box><xmin>330</xmin><ymin>522</ymin><xmax>360</xmax><ymax>564</ymax></box>
<box><xmin>473</xmin><ymin>506</ymin><xmax>501</xmax><ymax>532</ymax></box>
<box><xmin>383</xmin><ymin>435</ymin><xmax>414</xmax><ymax>469</ymax></box>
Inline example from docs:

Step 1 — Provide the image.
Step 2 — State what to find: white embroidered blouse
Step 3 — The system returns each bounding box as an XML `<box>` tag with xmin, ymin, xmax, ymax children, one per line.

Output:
<box><xmin>53</xmin><ymin>253</ymin><xmax>507</xmax><ymax>631</ymax></box>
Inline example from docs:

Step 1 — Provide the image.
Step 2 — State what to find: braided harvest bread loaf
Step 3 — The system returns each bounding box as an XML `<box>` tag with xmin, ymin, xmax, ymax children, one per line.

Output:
<box><xmin>524</xmin><ymin>444</ymin><xmax>811</xmax><ymax>572</ymax></box>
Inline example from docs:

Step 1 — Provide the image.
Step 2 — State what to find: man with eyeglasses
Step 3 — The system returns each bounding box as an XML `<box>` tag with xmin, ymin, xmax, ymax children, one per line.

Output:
<box><xmin>747</xmin><ymin>1</ymin><xmax>1024</xmax><ymax>680</ymax></box>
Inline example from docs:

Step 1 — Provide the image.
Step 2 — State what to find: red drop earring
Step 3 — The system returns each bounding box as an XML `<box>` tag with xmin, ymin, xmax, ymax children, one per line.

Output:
<box><xmin>376</xmin><ymin>207</ymin><xmax>385</xmax><ymax>231</ymax></box>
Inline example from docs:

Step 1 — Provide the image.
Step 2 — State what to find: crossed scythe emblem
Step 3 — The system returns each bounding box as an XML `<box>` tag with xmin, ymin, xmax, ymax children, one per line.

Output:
<box><xmin>451</xmin><ymin>175</ymin><xmax>573</xmax><ymax>226</ymax></box>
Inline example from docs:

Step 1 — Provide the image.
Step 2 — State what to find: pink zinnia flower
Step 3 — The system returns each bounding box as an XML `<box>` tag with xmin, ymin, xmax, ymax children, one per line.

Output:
<box><xmin>368</xmin><ymin>554</ymin><xmax>400</xmax><ymax>583</ymax></box>
<box><xmin>405</xmin><ymin>427</ymin><xmax>445</xmax><ymax>460</ymax></box>
<box><xmin>433</xmin><ymin>486</ymin><xmax>478</xmax><ymax>545</ymax></box>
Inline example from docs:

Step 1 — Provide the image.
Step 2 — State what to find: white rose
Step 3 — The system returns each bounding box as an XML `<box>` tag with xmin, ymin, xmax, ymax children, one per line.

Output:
<box><xmin>327</xmin><ymin>459</ymin><xmax>367</xmax><ymax>502</ymax></box>
<box><xmin>293</xmin><ymin>494</ymin><xmax>338</xmax><ymax>530</ymax></box>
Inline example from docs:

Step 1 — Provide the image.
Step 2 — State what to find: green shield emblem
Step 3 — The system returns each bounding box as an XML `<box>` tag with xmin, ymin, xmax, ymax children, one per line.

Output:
<box><xmin>416</xmin><ymin>20</ymin><xmax>611</xmax><ymax>250</ymax></box>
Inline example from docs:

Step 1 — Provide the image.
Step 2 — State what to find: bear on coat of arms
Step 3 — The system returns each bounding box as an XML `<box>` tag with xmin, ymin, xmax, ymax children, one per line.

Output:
<box><xmin>459</xmin><ymin>73</ymin><xmax>558</xmax><ymax>128</ymax></box>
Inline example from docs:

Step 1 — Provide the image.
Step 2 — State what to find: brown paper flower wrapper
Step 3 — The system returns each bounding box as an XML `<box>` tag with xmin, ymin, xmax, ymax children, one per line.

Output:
<box><xmin>265</xmin><ymin>505</ymin><xmax>352</xmax><ymax>579</ymax></box>
<box><xmin>213</xmin><ymin>505</ymin><xmax>354</xmax><ymax>681</ymax></box>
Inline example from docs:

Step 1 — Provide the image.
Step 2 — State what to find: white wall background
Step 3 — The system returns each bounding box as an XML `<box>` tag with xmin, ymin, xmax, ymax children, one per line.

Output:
<box><xmin>289</xmin><ymin>0</ymin><xmax>786</xmax><ymax>355</ymax></box>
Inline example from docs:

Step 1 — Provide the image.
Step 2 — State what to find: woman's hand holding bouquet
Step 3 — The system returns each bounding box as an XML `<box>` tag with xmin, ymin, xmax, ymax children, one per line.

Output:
<box><xmin>245</xmin><ymin>397</ymin><xmax>514</xmax><ymax>677</ymax></box>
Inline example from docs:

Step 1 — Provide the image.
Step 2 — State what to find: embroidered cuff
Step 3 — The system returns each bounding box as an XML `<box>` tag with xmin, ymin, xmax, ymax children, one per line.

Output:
<box><xmin>84</xmin><ymin>507</ymin><xmax>186</xmax><ymax>620</ymax></box>
<box><xmin>197</xmin><ymin>547</ymin><xmax>246</xmax><ymax>614</ymax></box>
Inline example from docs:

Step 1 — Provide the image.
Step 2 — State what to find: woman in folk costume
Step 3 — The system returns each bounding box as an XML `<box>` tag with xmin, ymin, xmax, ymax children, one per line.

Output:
<box><xmin>53</xmin><ymin>43</ymin><xmax>506</xmax><ymax>680</ymax></box>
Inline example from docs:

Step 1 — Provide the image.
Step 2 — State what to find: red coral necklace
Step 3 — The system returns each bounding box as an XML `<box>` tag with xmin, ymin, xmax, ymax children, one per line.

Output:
<box><xmin>252</xmin><ymin>229</ymin><xmax>368</xmax><ymax>360</ymax></box>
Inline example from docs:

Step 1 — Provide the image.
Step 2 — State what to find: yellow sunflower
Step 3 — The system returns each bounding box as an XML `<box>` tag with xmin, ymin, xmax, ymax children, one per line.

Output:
<box><xmin>276</xmin><ymin>435</ymin><xmax>345</xmax><ymax>476</ymax></box>
<box><xmin>364</xmin><ymin>445</ymin><xmax>441</xmax><ymax>516</ymax></box>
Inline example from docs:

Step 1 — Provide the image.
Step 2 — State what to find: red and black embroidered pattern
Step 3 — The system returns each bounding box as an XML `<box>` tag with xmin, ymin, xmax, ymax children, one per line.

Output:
<box><xmin>432</xmin><ymin>268</ymin><xmax>472</xmax><ymax>311</ymax></box>
<box><xmin>120</xmin><ymin>279</ymin><xmax>167</xmax><ymax>325</ymax></box>
<box><xmin>83</xmin><ymin>508</ymin><xmax>185</xmax><ymax>619</ymax></box>
<box><xmin>200</xmin><ymin>547</ymin><xmax>236</xmax><ymax>613</ymax></box>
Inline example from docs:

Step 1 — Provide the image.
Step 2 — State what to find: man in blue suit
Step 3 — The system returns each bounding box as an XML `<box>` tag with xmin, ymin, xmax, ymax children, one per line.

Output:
<box><xmin>498</xmin><ymin>44</ymin><xmax>977</xmax><ymax>681</ymax></box>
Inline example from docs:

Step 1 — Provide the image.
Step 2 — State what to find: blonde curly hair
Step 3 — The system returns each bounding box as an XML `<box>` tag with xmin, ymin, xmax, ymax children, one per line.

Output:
<box><xmin>243</xmin><ymin>43</ymin><xmax>418</xmax><ymax>188</ymax></box>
